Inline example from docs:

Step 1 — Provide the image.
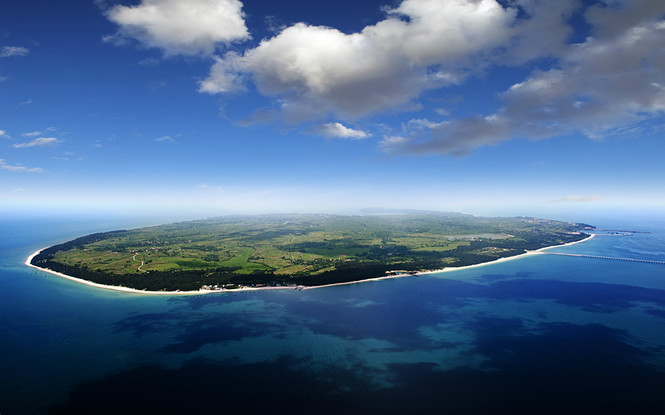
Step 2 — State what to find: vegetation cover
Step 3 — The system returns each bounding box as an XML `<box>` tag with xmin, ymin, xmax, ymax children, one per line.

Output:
<box><xmin>31</xmin><ymin>213</ymin><xmax>592</xmax><ymax>291</ymax></box>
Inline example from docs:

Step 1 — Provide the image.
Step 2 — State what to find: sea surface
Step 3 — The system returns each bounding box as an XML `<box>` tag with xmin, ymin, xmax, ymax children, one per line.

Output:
<box><xmin>1</xmin><ymin>213</ymin><xmax>665</xmax><ymax>414</ymax></box>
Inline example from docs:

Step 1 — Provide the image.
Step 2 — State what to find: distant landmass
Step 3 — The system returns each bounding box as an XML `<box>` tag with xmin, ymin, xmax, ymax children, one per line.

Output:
<box><xmin>30</xmin><ymin>213</ymin><xmax>592</xmax><ymax>292</ymax></box>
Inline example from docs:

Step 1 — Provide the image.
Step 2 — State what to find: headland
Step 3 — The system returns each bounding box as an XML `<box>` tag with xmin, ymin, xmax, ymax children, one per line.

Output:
<box><xmin>26</xmin><ymin>213</ymin><xmax>594</xmax><ymax>294</ymax></box>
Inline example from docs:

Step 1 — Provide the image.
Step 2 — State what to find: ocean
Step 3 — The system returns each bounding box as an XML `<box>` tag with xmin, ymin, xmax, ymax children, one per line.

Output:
<box><xmin>1</xmin><ymin>213</ymin><xmax>665</xmax><ymax>414</ymax></box>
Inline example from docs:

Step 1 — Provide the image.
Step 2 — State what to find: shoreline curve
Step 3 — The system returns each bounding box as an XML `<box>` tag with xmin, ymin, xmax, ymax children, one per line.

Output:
<box><xmin>25</xmin><ymin>234</ymin><xmax>596</xmax><ymax>295</ymax></box>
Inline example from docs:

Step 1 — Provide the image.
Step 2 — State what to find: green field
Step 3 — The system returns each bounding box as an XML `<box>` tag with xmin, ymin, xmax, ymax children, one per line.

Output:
<box><xmin>31</xmin><ymin>213</ymin><xmax>592</xmax><ymax>291</ymax></box>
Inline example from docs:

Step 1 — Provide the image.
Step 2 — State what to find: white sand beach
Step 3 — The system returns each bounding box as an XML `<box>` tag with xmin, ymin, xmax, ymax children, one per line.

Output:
<box><xmin>302</xmin><ymin>234</ymin><xmax>596</xmax><ymax>290</ymax></box>
<box><xmin>25</xmin><ymin>234</ymin><xmax>595</xmax><ymax>295</ymax></box>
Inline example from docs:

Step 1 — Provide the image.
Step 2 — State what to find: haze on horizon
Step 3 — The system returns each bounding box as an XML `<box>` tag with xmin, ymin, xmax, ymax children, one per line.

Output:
<box><xmin>1</xmin><ymin>0</ymin><xmax>664</xmax><ymax>219</ymax></box>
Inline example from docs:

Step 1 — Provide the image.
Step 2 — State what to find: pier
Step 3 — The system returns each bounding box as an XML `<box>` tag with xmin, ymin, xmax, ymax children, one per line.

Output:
<box><xmin>542</xmin><ymin>252</ymin><xmax>665</xmax><ymax>265</ymax></box>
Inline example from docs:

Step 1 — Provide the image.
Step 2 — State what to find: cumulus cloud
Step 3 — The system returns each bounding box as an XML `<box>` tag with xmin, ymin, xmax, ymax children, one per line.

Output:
<box><xmin>198</xmin><ymin>53</ymin><xmax>247</xmax><ymax>93</ymax></box>
<box><xmin>0</xmin><ymin>46</ymin><xmax>29</xmax><ymax>57</ymax></box>
<box><xmin>384</xmin><ymin>1</ymin><xmax>665</xmax><ymax>155</ymax></box>
<box><xmin>318</xmin><ymin>122</ymin><xmax>370</xmax><ymax>139</ymax></box>
<box><xmin>105</xmin><ymin>0</ymin><xmax>249</xmax><ymax>56</ymax></box>
<box><xmin>200</xmin><ymin>0</ymin><xmax>517</xmax><ymax>120</ymax></box>
<box><xmin>0</xmin><ymin>159</ymin><xmax>44</xmax><ymax>173</ymax></box>
<box><xmin>497</xmin><ymin>0</ymin><xmax>579</xmax><ymax>64</ymax></box>
<box><xmin>13</xmin><ymin>137</ymin><xmax>60</xmax><ymax>148</ymax></box>
<box><xmin>118</xmin><ymin>0</ymin><xmax>665</xmax><ymax>153</ymax></box>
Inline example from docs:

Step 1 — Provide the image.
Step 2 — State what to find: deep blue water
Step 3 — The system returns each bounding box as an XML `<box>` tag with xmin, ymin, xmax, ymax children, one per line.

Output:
<box><xmin>1</xmin><ymin>214</ymin><xmax>665</xmax><ymax>414</ymax></box>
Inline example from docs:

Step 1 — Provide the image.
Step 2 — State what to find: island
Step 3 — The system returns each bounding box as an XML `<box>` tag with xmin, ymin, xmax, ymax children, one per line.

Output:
<box><xmin>28</xmin><ymin>213</ymin><xmax>593</xmax><ymax>293</ymax></box>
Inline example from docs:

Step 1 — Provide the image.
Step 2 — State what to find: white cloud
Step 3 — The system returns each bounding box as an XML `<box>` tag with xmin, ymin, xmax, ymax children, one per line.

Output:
<box><xmin>22</xmin><ymin>131</ymin><xmax>42</xmax><ymax>137</ymax></box>
<box><xmin>106</xmin><ymin>0</ymin><xmax>249</xmax><ymax>56</ymax></box>
<box><xmin>198</xmin><ymin>53</ymin><xmax>247</xmax><ymax>93</ymax></box>
<box><xmin>154</xmin><ymin>135</ymin><xmax>174</xmax><ymax>142</ymax></box>
<box><xmin>384</xmin><ymin>1</ymin><xmax>665</xmax><ymax>155</ymax></box>
<box><xmin>497</xmin><ymin>0</ymin><xmax>579</xmax><ymax>65</ymax></box>
<box><xmin>13</xmin><ymin>137</ymin><xmax>60</xmax><ymax>148</ymax></box>
<box><xmin>118</xmin><ymin>0</ymin><xmax>665</xmax><ymax>155</ymax></box>
<box><xmin>407</xmin><ymin>119</ymin><xmax>448</xmax><ymax>130</ymax></box>
<box><xmin>0</xmin><ymin>159</ymin><xmax>44</xmax><ymax>173</ymax></box>
<box><xmin>0</xmin><ymin>46</ymin><xmax>29</xmax><ymax>57</ymax></box>
<box><xmin>0</xmin><ymin>130</ymin><xmax>9</xmax><ymax>139</ymax></box>
<box><xmin>379</xmin><ymin>135</ymin><xmax>409</xmax><ymax>153</ymax></box>
<box><xmin>200</xmin><ymin>0</ymin><xmax>516</xmax><ymax>120</ymax></box>
<box><xmin>318</xmin><ymin>122</ymin><xmax>370</xmax><ymax>139</ymax></box>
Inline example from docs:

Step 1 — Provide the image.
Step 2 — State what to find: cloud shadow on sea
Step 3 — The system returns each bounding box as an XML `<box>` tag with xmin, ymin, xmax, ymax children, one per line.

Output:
<box><xmin>51</xmin><ymin>319</ymin><xmax>665</xmax><ymax>415</ymax></box>
<box><xmin>111</xmin><ymin>277</ymin><xmax>665</xmax><ymax>357</ymax></box>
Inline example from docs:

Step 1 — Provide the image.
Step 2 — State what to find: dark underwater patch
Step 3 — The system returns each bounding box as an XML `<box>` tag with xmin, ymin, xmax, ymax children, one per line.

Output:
<box><xmin>48</xmin><ymin>357</ymin><xmax>361</xmax><ymax>415</ymax></box>
<box><xmin>113</xmin><ymin>278</ymin><xmax>665</xmax><ymax>355</ymax></box>
<box><xmin>115</xmin><ymin>311</ymin><xmax>283</xmax><ymax>353</ymax></box>
<box><xmin>50</xmin><ymin>320</ymin><xmax>665</xmax><ymax>415</ymax></box>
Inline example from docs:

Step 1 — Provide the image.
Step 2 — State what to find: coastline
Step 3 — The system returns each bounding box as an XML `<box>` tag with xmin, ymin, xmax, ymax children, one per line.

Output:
<box><xmin>302</xmin><ymin>233</ymin><xmax>596</xmax><ymax>290</ymax></box>
<box><xmin>25</xmin><ymin>249</ymin><xmax>210</xmax><ymax>295</ymax></box>
<box><xmin>25</xmin><ymin>234</ymin><xmax>596</xmax><ymax>295</ymax></box>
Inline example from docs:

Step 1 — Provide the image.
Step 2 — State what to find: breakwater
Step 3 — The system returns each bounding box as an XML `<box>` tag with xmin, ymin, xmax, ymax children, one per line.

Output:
<box><xmin>542</xmin><ymin>252</ymin><xmax>665</xmax><ymax>265</ymax></box>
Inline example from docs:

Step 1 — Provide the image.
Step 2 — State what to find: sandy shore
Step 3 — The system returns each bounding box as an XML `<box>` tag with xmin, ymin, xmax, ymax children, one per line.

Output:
<box><xmin>301</xmin><ymin>233</ymin><xmax>596</xmax><ymax>290</ymax></box>
<box><xmin>25</xmin><ymin>234</ymin><xmax>595</xmax><ymax>295</ymax></box>
<box><xmin>25</xmin><ymin>249</ymin><xmax>214</xmax><ymax>295</ymax></box>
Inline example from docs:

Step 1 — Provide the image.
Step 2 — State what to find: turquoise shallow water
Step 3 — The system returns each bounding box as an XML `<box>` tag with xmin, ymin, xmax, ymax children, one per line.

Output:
<box><xmin>1</xmin><ymin>214</ymin><xmax>665</xmax><ymax>414</ymax></box>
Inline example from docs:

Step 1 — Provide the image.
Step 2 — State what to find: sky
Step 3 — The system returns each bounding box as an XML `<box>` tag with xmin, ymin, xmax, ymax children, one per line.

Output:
<box><xmin>1</xmin><ymin>0</ymin><xmax>664</xmax><ymax>219</ymax></box>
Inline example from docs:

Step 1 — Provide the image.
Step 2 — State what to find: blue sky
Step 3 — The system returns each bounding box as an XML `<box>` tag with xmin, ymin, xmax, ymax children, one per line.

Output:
<box><xmin>1</xmin><ymin>0</ymin><xmax>664</xmax><ymax>219</ymax></box>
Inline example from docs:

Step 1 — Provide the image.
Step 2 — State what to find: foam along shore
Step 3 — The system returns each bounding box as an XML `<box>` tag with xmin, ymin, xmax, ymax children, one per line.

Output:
<box><xmin>25</xmin><ymin>234</ymin><xmax>595</xmax><ymax>295</ymax></box>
